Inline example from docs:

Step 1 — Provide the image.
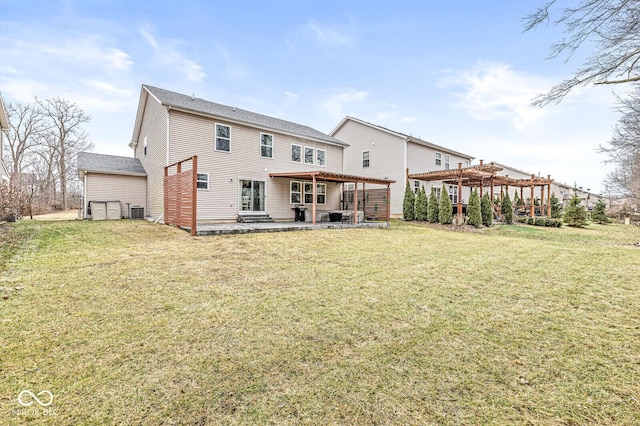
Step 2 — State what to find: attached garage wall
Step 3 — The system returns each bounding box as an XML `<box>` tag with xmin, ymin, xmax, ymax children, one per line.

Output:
<box><xmin>84</xmin><ymin>173</ymin><xmax>147</xmax><ymax>219</ymax></box>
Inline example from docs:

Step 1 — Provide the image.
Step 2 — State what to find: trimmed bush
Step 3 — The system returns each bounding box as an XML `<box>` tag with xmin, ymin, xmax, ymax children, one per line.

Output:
<box><xmin>438</xmin><ymin>183</ymin><xmax>453</xmax><ymax>224</ymax></box>
<box><xmin>414</xmin><ymin>185</ymin><xmax>428</xmax><ymax>221</ymax></box>
<box><xmin>403</xmin><ymin>181</ymin><xmax>415</xmax><ymax>221</ymax></box>
<box><xmin>427</xmin><ymin>187</ymin><xmax>439</xmax><ymax>223</ymax></box>
<box><xmin>467</xmin><ymin>189</ymin><xmax>482</xmax><ymax>227</ymax></box>
<box><xmin>481</xmin><ymin>193</ymin><xmax>492</xmax><ymax>227</ymax></box>
<box><xmin>501</xmin><ymin>193</ymin><xmax>513</xmax><ymax>224</ymax></box>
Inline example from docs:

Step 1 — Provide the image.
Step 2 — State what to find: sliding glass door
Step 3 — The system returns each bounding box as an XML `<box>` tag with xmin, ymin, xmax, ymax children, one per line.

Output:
<box><xmin>240</xmin><ymin>180</ymin><xmax>265</xmax><ymax>212</ymax></box>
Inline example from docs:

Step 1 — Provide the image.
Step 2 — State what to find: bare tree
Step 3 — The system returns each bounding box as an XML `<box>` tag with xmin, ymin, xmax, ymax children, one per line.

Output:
<box><xmin>524</xmin><ymin>0</ymin><xmax>640</xmax><ymax>106</ymax></box>
<box><xmin>37</xmin><ymin>97</ymin><xmax>93</xmax><ymax>210</ymax></box>
<box><xmin>600</xmin><ymin>87</ymin><xmax>640</xmax><ymax>203</ymax></box>
<box><xmin>4</xmin><ymin>101</ymin><xmax>46</xmax><ymax>186</ymax></box>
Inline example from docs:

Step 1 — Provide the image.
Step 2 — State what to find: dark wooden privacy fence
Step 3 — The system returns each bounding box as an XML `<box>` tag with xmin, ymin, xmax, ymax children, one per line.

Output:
<box><xmin>164</xmin><ymin>156</ymin><xmax>197</xmax><ymax>236</ymax></box>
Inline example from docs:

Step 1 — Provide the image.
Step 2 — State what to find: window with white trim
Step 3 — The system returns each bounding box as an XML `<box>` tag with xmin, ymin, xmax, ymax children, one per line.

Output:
<box><xmin>291</xmin><ymin>144</ymin><xmax>302</xmax><ymax>163</ymax></box>
<box><xmin>143</xmin><ymin>135</ymin><xmax>148</xmax><ymax>156</ymax></box>
<box><xmin>317</xmin><ymin>149</ymin><xmax>326</xmax><ymax>166</ymax></box>
<box><xmin>449</xmin><ymin>185</ymin><xmax>458</xmax><ymax>204</ymax></box>
<box><xmin>444</xmin><ymin>154</ymin><xmax>450</xmax><ymax>170</ymax></box>
<box><xmin>304</xmin><ymin>147</ymin><xmax>315</xmax><ymax>165</ymax></box>
<box><xmin>414</xmin><ymin>180</ymin><xmax>420</xmax><ymax>194</ymax></box>
<box><xmin>290</xmin><ymin>181</ymin><xmax>302</xmax><ymax>204</ymax></box>
<box><xmin>316</xmin><ymin>183</ymin><xmax>326</xmax><ymax>204</ymax></box>
<box><xmin>435</xmin><ymin>186</ymin><xmax>441</xmax><ymax>201</ymax></box>
<box><xmin>215</xmin><ymin>124</ymin><xmax>230</xmax><ymax>152</ymax></box>
<box><xmin>260</xmin><ymin>133</ymin><xmax>273</xmax><ymax>158</ymax></box>
<box><xmin>196</xmin><ymin>173</ymin><xmax>209</xmax><ymax>190</ymax></box>
<box><xmin>363</xmin><ymin>151</ymin><xmax>370</xmax><ymax>168</ymax></box>
<box><xmin>435</xmin><ymin>152</ymin><xmax>441</xmax><ymax>166</ymax></box>
<box><xmin>304</xmin><ymin>182</ymin><xmax>313</xmax><ymax>204</ymax></box>
<box><xmin>464</xmin><ymin>160</ymin><xmax>470</xmax><ymax>168</ymax></box>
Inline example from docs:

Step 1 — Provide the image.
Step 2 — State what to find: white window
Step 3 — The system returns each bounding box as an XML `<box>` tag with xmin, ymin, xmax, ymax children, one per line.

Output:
<box><xmin>291</xmin><ymin>144</ymin><xmax>302</xmax><ymax>163</ymax></box>
<box><xmin>449</xmin><ymin>185</ymin><xmax>458</xmax><ymax>204</ymax></box>
<box><xmin>435</xmin><ymin>186</ymin><xmax>441</xmax><ymax>201</ymax></box>
<box><xmin>444</xmin><ymin>154</ymin><xmax>450</xmax><ymax>170</ymax></box>
<box><xmin>362</xmin><ymin>151</ymin><xmax>370</xmax><ymax>168</ymax></box>
<box><xmin>304</xmin><ymin>182</ymin><xmax>314</xmax><ymax>204</ymax></box>
<box><xmin>414</xmin><ymin>180</ymin><xmax>420</xmax><ymax>194</ymax></box>
<box><xmin>317</xmin><ymin>149</ymin><xmax>326</xmax><ymax>167</ymax></box>
<box><xmin>464</xmin><ymin>160</ymin><xmax>470</xmax><ymax>167</ymax></box>
<box><xmin>260</xmin><ymin>133</ymin><xmax>273</xmax><ymax>158</ymax></box>
<box><xmin>143</xmin><ymin>135</ymin><xmax>148</xmax><ymax>156</ymax></box>
<box><xmin>290</xmin><ymin>181</ymin><xmax>302</xmax><ymax>204</ymax></box>
<box><xmin>316</xmin><ymin>183</ymin><xmax>326</xmax><ymax>204</ymax></box>
<box><xmin>435</xmin><ymin>152</ymin><xmax>441</xmax><ymax>166</ymax></box>
<box><xmin>304</xmin><ymin>147</ymin><xmax>315</xmax><ymax>165</ymax></box>
<box><xmin>196</xmin><ymin>173</ymin><xmax>209</xmax><ymax>190</ymax></box>
<box><xmin>215</xmin><ymin>124</ymin><xmax>230</xmax><ymax>152</ymax></box>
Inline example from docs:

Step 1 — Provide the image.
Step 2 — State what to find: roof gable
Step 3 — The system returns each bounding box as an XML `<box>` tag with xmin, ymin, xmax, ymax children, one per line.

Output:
<box><xmin>135</xmin><ymin>85</ymin><xmax>347</xmax><ymax>147</ymax></box>
<box><xmin>331</xmin><ymin>116</ymin><xmax>474</xmax><ymax>160</ymax></box>
<box><xmin>0</xmin><ymin>92</ymin><xmax>9</xmax><ymax>130</ymax></box>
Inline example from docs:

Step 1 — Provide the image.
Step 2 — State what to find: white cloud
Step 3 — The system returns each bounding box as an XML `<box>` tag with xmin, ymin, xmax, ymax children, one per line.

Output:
<box><xmin>320</xmin><ymin>88</ymin><xmax>369</xmax><ymax>119</ymax></box>
<box><xmin>304</xmin><ymin>18</ymin><xmax>355</xmax><ymax>47</ymax></box>
<box><xmin>439</xmin><ymin>62</ymin><xmax>549</xmax><ymax>130</ymax></box>
<box><xmin>138</xmin><ymin>27</ymin><xmax>206</xmax><ymax>83</ymax></box>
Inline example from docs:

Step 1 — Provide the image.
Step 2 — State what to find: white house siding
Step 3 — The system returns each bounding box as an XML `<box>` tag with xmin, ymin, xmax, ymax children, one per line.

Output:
<box><xmin>85</xmin><ymin>174</ymin><xmax>147</xmax><ymax>218</ymax></box>
<box><xmin>334</xmin><ymin>120</ymin><xmax>405</xmax><ymax>215</ymax></box>
<box><xmin>167</xmin><ymin>110</ymin><xmax>345</xmax><ymax>222</ymax></box>
<box><xmin>134</xmin><ymin>95</ymin><xmax>168</xmax><ymax>219</ymax></box>
<box><xmin>495</xmin><ymin>164</ymin><xmax>547</xmax><ymax>202</ymax></box>
<box><xmin>407</xmin><ymin>142</ymin><xmax>473</xmax><ymax>205</ymax></box>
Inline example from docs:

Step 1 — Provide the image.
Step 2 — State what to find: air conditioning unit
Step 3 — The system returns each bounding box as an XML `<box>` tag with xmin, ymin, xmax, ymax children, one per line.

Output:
<box><xmin>129</xmin><ymin>206</ymin><xmax>144</xmax><ymax>220</ymax></box>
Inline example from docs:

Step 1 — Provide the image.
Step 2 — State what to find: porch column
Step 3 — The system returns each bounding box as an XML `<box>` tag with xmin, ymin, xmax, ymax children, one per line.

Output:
<box><xmin>312</xmin><ymin>174</ymin><xmax>317</xmax><ymax>225</ymax></box>
<box><xmin>547</xmin><ymin>176</ymin><xmax>552</xmax><ymax>218</ymax></box>
<box><xmin>362</xmin><ymin>182</ymin><xmax>366</xmax><ymax>220</ymax></box>
<box><xmin>354</xmin><ymin>181</ymin><xmax>359</xmax><ymax>224</ymax></box>
<box><xmin>386</xmin><ymin>184</ymin><xmax>391</xmax><ymax>223</ymax></box>
<box><xmin>479</xmin><ymin>179</ymin><xmax>483</xmax><ymax>198</ymax></box>
<box><xmin>490</xmin><ymin>177</ymin><xmax>494</xmax><ymax>205</ymax></box>
<box><xmin>530</xmin><ymin>174</ymin><xmax>535</xmax><ymax>218</ymax></box>
<box><xmin>457</xmin><ymin>163</ymin><xmax>463</xmax><ymax>221</ymax></box>
<box><xmin>520</xmin><ymin>187</ymin><xmax>524</xmax><ymax>208</ymax></box>
<box><xmin>540</xmin><ymin>183</ymin><xmax>545</xmax><ymax>218</ymax></box>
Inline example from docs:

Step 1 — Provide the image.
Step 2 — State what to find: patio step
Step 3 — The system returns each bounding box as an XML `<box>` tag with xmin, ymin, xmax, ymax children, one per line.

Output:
<box><xmin>237</xmin><ymin>214</ymin><xmax>274</xmax><ymax>223</ymax></box>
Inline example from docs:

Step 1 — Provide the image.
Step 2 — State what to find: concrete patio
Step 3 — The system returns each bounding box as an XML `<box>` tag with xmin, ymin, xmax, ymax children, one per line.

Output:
<box><xmin>187</xmin><ymin>221</ymin><xmax>390</xmax><ymax>236</ymax></box>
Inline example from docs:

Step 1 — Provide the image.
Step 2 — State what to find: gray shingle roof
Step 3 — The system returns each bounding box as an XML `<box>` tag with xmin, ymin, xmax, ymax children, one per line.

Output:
<box><xmin>77</xmin><ymin>152</ymin><xmax>146</xmax><ymax>176</ymax></box>
<box><xmin>143</xmin><ymin>85</ymin><xmax>348</xmax><ymax>147</ymax></box>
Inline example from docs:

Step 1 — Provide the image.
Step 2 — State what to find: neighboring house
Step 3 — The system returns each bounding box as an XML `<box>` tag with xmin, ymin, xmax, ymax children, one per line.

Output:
<box><xmin>125</xmin><ymin>85</ymin><xmax>389</xmax><ymax>224</ymax></box>
<box><xmin>77</xmin><ymin>152</ymin><xmax>147</xmax><ymax>219</ymax></box>
<box><xmin>0</xmin><ymin>92</ymin><xmax>10</xmax><ymax>183</ymax></box>
<box><xmin>331</xmin><ymin>116</ymin><xmax>474</xmax><ymax>217</ymax></box>
<box><xmin>551</xmin><ymin>180</ymin><xmax>599</xmax><ymax>209</ymax></box>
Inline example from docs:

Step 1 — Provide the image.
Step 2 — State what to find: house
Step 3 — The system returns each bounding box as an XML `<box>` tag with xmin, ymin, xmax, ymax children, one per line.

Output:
<box><xmin>77</xmin><ymin>152</ymin><xmax>147</xmax><ymax>220</ymax></box>
<box><xmin>80</xmin><ymin>85</ymin><xmax>393</xmax><ymax>229</ymax></box>
<box><xmin>331</xmin><ymin>116</ymin><xmax>474</xmax><ymax>217</ymax></box>
<box><xmin>0</xmin><ymin>92</ymin><xmax>10</xmax><ymax>183</ymax></box>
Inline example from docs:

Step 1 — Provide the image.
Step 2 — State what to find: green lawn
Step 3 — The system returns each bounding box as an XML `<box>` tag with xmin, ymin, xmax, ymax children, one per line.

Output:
<box><xmin>1</xmin><ymin>219</ymin><xmax>639</xmax><ymax>425</ymax></box>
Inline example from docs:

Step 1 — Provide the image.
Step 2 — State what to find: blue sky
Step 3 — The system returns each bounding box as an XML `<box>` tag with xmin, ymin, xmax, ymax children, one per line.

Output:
<box><xmin>0</xmin><ymin>0</ymin><xmax>620</xmax><ymax>193</ymax></box>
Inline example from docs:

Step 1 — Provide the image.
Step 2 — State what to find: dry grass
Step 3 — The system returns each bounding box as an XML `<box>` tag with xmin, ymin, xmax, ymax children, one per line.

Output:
<box><xmin>1</xmin><ymin>219</ymin><xmax>640</xmax><ymax>425</ymax></box>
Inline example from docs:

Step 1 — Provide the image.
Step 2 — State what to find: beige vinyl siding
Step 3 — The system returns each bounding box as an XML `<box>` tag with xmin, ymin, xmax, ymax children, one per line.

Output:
<box><xmin>134</xmin><ymin>95</ymin><xmax>168</xmax><ymax>219</ymax></box>
<box><xmin>407</xmin><ymin>142</ymin><xmax>473</xmax><ymax>204</ymax></box>
<box><xmin>335</xmin><ymin>119</ymin><xmax>405</xmax><ymax>215</ymax></box>
<box><xmin>85</xmin><ymin>173</ymin><xmax>146</xmax><ymax>218</ymax></box>
<box><xmin>167</xmin><ymin>110</ymin><xmax>345</xmax><ymax>222</ymax></box>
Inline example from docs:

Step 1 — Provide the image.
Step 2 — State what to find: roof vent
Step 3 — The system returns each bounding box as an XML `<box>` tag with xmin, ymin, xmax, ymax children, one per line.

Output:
<box><xmin>191</xmin><ymin>93</ymin><xmax>195</xmax><ymax>100</ymax></box>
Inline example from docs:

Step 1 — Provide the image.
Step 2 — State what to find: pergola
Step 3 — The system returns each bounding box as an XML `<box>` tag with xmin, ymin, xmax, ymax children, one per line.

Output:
<box><xmin>408</xmin><ymin>160</ymin><xmax>554</xmax><ymax>221</ymax></box>
<box><xmin>269</xmin><ymin>171</ymin><xmax>395</xmax><ymax>225</ymax></box>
